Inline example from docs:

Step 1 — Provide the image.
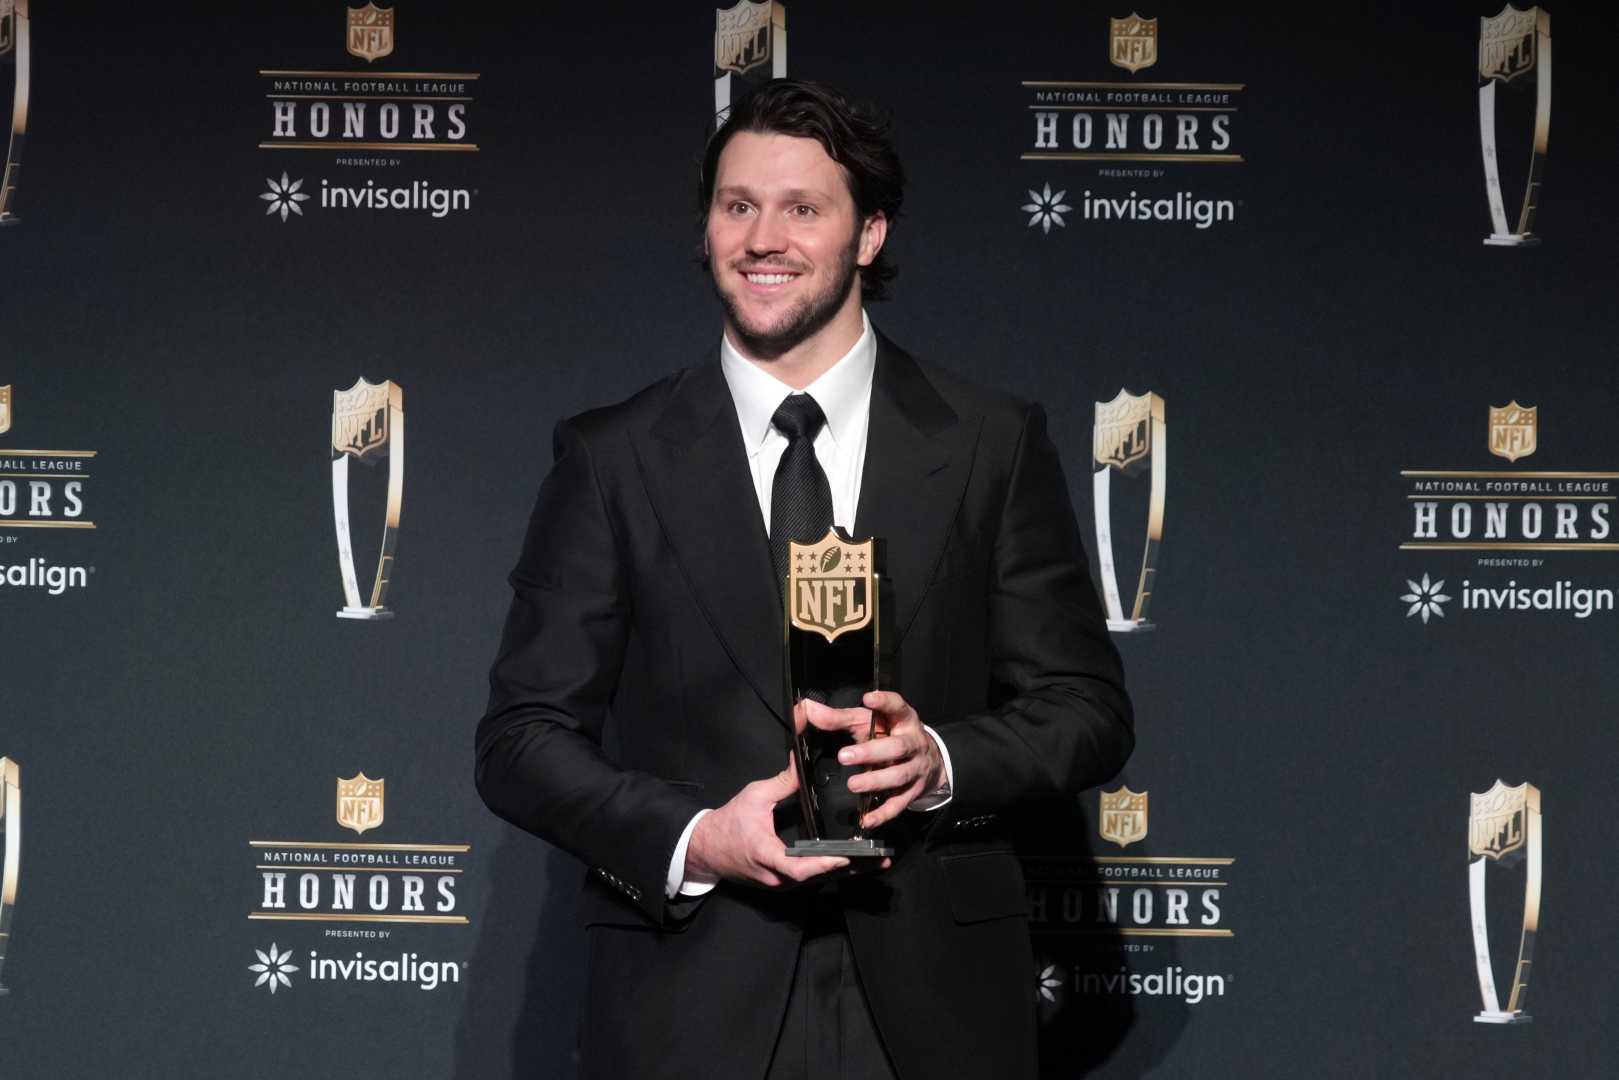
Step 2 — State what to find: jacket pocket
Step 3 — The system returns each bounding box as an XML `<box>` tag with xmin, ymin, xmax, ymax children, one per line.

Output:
<box><xmin>939</xmin><ymin>849</ymin><xmax>1029</xmax><ymax>924</ymax></box>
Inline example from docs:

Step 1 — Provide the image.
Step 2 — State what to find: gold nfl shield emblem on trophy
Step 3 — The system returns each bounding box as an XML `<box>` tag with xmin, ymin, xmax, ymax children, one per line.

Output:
<box><xmin>1488</xmin><ymin>401</ymin><xmax>1537</xmax><ymax>461</ymax></box>
<box><xmin>1109</xmin><ymin>13</ymin><xmax>1158</xmax><ymax>73</ymax></box>
<box><xmin>0</xmin><ymin>385</ymin><xmax>11</xmax><ymax>435</ymax></box>
<box><xmin>713</xmin><ymin>1</ymin><xmax>785</xmax><ymax>129</ymax></box>
<box><xmin>714</xmin><ymin>0</ymin><xmax>780</xmax><ymax>76</ymax></box>
<box><xmin>1467</xmin><ymin>779</ymin><xmax>1542</xmax><ymax>1024</ymax></box>
<box><xmin>1092</xmin><ymin>389</ymin><xmax>1166</xmax><ymax>633</ymax></box>
<box><xmin>788</xmin><ymin>529</ymin><xmax>874</xmax><ymax>643</ymax></box>
<box><xmin>331</xmin><ymin>377</ymin><xmax>404</xmax><ymax>620</ymax></box>
<box><xmin>337</xmin><ymin>773</ymin><xmax>385</xmax><ymax>835</ymax></box>
<box><xmin>1099</xmin><ymin>786</ymin><xmax>1148</xmax><ymax>847</ymax></box>
<box><xmin>346</xmin><ymin>3</ymin><xmax>395</xmax><ymax>63</ymax></box>
<box><xmin>1479</xmin><ymin>6</ymin><xmax>1538</xmax><ymax>83</ymax></box>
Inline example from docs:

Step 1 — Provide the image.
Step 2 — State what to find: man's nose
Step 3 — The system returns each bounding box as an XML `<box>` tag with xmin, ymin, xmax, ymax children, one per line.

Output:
<box><xmin>745</xmin><ymin>209</ymin><xmax>787</xmax><ymax>255</ymax></box>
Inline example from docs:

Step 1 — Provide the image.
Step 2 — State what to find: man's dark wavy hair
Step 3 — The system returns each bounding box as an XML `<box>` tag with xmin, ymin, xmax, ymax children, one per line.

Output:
<box><xmin>698</xmin><ymin>79</ymin><xmax>904</xmax><ymax>302</ymax></box>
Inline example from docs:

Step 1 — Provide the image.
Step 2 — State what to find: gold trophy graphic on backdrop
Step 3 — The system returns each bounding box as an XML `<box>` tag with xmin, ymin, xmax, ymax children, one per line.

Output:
<box><xmin>1092</xmin><ymin>390</ymin><xmax>1166</xmax><ymax>633</ymax></box>
<box><xmin>784</xmin><ymin>529</ymin><xmax>892</xmax><ymax>858</ymax></box>
<box><xmin>0</xmin><ymin>0</ymin><xmax>30</xmax><ymax>225</ymax></box>
<box><xmin>0</xmin><ymin>757</ymin><xmax>19</xmax><ymax>995</ymax></box>
<box><xmin>713</xmin><ymin>1</ymin><xmax>786</xmax><ymax>130</ymax></box>
<box><xmin>331</xmin><ymin>378</ymin><xmax>404</xmax><ymax>620</ymax></box>
<box><xmin>1468</xmin><ymin>779</ymin><xmax>1541</xmax><ymax>1023</ymax></box>
<box><xmin>1478</xmin><ymin>5</ymin><xmax>1550</xmax><ymax>246</ymax></box>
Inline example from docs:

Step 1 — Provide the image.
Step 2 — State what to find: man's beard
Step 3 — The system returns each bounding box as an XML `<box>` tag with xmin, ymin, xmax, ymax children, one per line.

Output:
<box><xmin>712</xmin><ymin>233</ymin><xmax>860</xmax><ymax>360</ymax></box>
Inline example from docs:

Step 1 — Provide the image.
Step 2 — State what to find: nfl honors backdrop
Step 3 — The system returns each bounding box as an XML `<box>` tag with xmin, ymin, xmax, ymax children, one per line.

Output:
<box><xmin>1</xmin><ymin>3</ymin><xmax>1617</xmax><ymax>1077</ymax></box>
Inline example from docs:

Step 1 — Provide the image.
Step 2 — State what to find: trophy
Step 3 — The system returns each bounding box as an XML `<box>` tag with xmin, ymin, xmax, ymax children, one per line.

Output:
<box><xmin>714</xmin><ymin>1</ymin><xmax>786</xmax><ymax>130</ymax></box>
<box><xmin>331</xmin><ymin>378</ymin><xmax>404</xmax><ymax>620</ymax></box>
<box><xmin>1468</xmin><ymin>779</ymin><xmax>1541</xmax><ymax>1023</ymax></box>
<box><xmin>0</xmin><ymin>0</ymin><xmax>29</xmax><ymax>225</ymax></box>
<box><xmin>1478</xmin><ymin>6</ymin><xmax>1550</xmax><ymax>246</ymax></box>
<box><xmin>0</xmin><ymin>757</ymin><xmax>19</xmax><ymax>995</ymax></box>
<box><xmin>783</xmin><ymin>528</ymin><xmax>892</xmax><ymax>858</ymax></box>
<box><xmin>1092</xmin><ymin>390</ymin><xmax>1165</xmax><ymax>633</ymax></box>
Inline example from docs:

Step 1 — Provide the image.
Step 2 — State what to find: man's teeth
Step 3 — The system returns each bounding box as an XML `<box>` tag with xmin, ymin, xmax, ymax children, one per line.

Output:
<box><xmin>746</xmin><ymin>272</ymin><xmax>796</xmax><ymax>285</ymax></box>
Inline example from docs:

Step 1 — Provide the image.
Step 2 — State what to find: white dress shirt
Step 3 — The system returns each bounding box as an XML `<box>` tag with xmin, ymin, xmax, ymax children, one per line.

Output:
<box><xmin>665</xmin><ymin>312</ymin><xmax>955</xmax><ymax>898</ymax></box>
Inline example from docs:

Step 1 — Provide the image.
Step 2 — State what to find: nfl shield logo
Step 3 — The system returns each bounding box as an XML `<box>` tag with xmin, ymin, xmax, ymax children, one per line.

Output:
<box><xmin>337</xmin><ymin>773</ymin><xmax>385</xmax><ymax>835</ymax></box>
<box><xmin>1109</xmin><ymin>14</ymin><xmax>1158</xmax><ymax>74</ymax></box>
<box><xmin>714</xmin><ymin>0</ymin><xmax>776</xmax><ymax>76</ymax></box>
<box><xmin>0</xmin><ymin>386</ymin><xmax>10</xmax><ymax>434</ymax></box>
<box><xmin>1099</xmin><ymin>786</ymin><xmax>1148</xmax><ymax>847</ymax></box>
<box><xmin>788</xmin><ymin>528</ymin><xmax>875</xmax><ymax>643</ymax></box>
<box><xmin>1488</xmin><ymin>401</ymin><xmax>1537</xmax><ymax>461</ymax></box>
<box><xmin>1093</xmin><ymin>389</ymin><xmax>1159</xmax><ymax>473</ymax></box>
<box><xmin>347</xmin><ymin>3</ymin><xmax>395</xmax><ymax>63</ymax></box>
<box><xmin>332</xmin><ymin>378</ymin><xmax>397</xmax><ymax>462</ymax></box>
<box><xmin>1469</xmin><ymin>779</ymin><xmax>1530</xmax><ymax>861</ymax></box>
<box><xmin>1479</xmin><ymin>5</ymin><xmax>1539</xmax><ymax>83</ymax></box>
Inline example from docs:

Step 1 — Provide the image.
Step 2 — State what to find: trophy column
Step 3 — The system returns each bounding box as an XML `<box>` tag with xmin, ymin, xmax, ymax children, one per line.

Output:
<box><xmin>0</xmin><ymin>0</ymin><xmax>30</xmax><ymax>225</ymax></box>
<box><xmin>331</xmin><ymin>378</ymin><xmax>405</xmax><ymax>620</ymax></box>
<box><xmin>1468</xmin><ymin>779</ymin><xmax>1541</xmax><ymax>1023</ymax></box>
<box><xmin>1093</xmin><ymin>390</ymin><xmax>1166</xmax><ymax>633</ymax></box>
<box><xmin>1478</xmin><ymin>6</ymin><xmax>1550</xmax><ymax>246</ymax></box>
<box><xmin>0</xmin><ymin>757</ymin><xmax>20</xmax><ymax>995</ymax></box>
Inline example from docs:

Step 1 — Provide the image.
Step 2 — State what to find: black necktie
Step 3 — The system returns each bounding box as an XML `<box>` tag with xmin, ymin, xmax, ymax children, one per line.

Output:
<box><xmin>769</xmin><ymin>393</ymin><xmax>835</xmax><ymax>594</ymax></box>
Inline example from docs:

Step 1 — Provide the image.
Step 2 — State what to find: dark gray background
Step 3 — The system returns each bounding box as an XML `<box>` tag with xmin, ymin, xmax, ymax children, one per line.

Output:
<box><xmin>2</xmin><ymin>3</ymin><xmax>1615</xmax><ymax>1077</ymax></box>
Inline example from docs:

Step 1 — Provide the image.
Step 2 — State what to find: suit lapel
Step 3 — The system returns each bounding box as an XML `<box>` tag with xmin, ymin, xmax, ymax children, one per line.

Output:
<box><xmin>854</xmin><ymin>333</ymin><xmax>975</xmax><ymax>646</ymax></box>
<box><xmin>632</xmin><ymin>335</ymin><xmax>974</xmax><ymax>731</ymax></box>
<box><xmin>634</xmin><ymin>364</ymin><xmax>788</xmax><ymax>728</ymax></box>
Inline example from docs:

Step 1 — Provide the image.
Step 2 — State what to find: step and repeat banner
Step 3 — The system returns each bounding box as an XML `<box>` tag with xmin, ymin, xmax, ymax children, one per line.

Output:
<box><xmin>3</xmin><ymin>4</ymin><xmax>1617</xmax><ymax>1077</ymax></box>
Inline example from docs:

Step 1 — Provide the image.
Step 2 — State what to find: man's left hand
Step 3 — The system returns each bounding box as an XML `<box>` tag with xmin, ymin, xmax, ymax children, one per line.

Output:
<box><xmin>801</xmin><ymin>691</ymin><xmax>944</xmax><ymax>830</ymax></box>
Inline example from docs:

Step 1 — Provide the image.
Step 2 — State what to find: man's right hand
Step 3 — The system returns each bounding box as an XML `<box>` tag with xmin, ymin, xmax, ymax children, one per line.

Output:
<box><xmin>684</xmin><ymin>754</ymin><xmax>853</xmax><ymax>888</ymax></box>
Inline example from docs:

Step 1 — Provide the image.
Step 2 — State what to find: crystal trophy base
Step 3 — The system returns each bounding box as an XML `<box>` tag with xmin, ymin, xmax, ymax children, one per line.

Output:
<box><xmin>787</xmin><ymin>838</ymin><xmax>893</xmax><ymax>858</ymax></box>
<box><xmin>1474</xmin><ymin>1011</ymin><xmax>1532</xmax><ymax>1025</ymax></box>
<box><xmin>1106</xmin><ymin>618</ymin><xmax>1156</xmax><ymax>634</ymax></box>
<box><xmin>336</xmin><ymin>607</ymin><xmax>394</xmax><ymax>621</ymax></box>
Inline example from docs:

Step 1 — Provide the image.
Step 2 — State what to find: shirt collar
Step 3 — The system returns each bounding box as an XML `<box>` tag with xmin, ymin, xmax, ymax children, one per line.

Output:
<box><xmin>719</xmin><ymin>310</ymin><xmax>876</xmax><ymax>455</ymax></box>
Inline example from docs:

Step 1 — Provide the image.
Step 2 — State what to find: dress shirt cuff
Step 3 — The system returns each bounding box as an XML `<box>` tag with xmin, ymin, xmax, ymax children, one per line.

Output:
<box><xmin>667</xmin><ymin>808</ymin><xmax>719</xmax><ymax>899</ymax></box>
<box><xmin>907</xmin><ymin>724</ymin><xmax>955</xmax><ymax>812</ymax></box>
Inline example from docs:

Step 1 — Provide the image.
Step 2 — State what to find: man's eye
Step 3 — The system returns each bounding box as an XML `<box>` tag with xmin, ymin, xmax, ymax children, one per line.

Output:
<box><xmin>729</xmin><ymin>202</ymin><xmax>753</xmax><ymax>215</ymax></box>
<box><xmin>791</xmin><ymin>205</ymin><xmax>816</xmax><ymax>217</ymax></box>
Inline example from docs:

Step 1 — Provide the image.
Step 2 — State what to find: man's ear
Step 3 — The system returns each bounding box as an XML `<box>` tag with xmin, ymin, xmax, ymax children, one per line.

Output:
<box><xmin>857</xmin><ymin>212</ymin><xmax>888</xmax><ymax>268</ymax></box>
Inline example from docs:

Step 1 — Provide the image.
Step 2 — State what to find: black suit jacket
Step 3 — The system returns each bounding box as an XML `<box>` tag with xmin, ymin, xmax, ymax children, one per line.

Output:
<box><xmin>476</xmin><ymin>331</ymin><xmax>1133</xmax><ymax>1079</ymax></box>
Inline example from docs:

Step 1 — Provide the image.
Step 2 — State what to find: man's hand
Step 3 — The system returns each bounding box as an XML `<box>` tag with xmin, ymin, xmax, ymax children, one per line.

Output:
<box><xmin>803</xmin><ymin>690</ymin><xmax>945</xmax><ymax>830</ymax></box>
<box><xmin>685</xmin><ymin>754</ymin><xmax>853</xmax><ymax>888</ymax></box>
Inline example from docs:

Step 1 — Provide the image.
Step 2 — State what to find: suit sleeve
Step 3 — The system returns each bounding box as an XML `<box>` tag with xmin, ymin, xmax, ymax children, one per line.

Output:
<box><xmin>475</xmin><ymin>419</ymin><xmax>704</xmax><ymax>925</ymax></box>
<box><xmin>935</xmin><ymin>403</ymin><xmax>1135</xmax><ymax>818</ymax></box>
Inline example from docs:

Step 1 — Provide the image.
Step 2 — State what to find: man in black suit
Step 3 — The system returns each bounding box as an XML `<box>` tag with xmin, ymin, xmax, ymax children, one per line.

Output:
<box><xmin>476</xmin><ymin>80</ymin><xmax>1133</xmax><ymax>1079</ymax></box>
